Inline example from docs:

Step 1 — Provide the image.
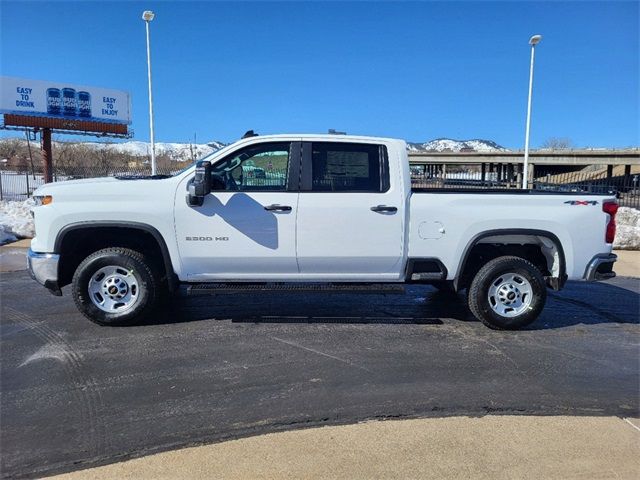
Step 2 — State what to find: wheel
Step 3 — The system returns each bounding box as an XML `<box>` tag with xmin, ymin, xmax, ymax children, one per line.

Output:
<box><xmin>467</xmin><ymin>256</ymin><xmax>546</xmax><ymax>330</ymax></box>
<box><xmin>72</xmin><ymin>247</ymin><xmax>159</xmax><ymax>325</ymax></box>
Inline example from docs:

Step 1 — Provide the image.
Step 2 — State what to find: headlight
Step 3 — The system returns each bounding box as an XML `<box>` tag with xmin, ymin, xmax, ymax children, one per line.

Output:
<box><xmin>32</xmin><ymin>195</ymin><xmax>53</xmax><ymax>206</ymax></box>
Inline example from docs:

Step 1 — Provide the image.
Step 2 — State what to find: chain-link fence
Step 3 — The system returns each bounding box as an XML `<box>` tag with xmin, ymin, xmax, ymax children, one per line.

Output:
<box><xmin>0</xmin><ymin>163</ymin><xmax>184</xmax><ymax>201</ymax></box>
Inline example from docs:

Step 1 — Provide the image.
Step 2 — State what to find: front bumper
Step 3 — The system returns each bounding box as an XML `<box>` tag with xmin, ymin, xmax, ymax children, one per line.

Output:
<box><xmin>584</xmin><ymin>253</ymin><xmax>617</xmax><ymax>281</ymax></box>
<box><xmin>27</xmin><ymin>248</ymin><xmax>62</xmax><ymax>296</ymax></box>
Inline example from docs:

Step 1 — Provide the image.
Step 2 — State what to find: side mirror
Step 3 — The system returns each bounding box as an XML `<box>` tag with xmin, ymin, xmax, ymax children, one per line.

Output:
<box><xmin>187</xmin><ymin>160</ymin><xmax>212</xmax><ymax>207</ymax></box>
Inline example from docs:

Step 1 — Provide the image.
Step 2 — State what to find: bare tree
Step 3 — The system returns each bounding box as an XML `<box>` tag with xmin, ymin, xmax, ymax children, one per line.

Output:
<box><xmin>52</xmin><ymin>141</ymin><xmax>78</xmax><ymax>174</ymax></box>
<box><xmin>0</xmin><ymin>138</ymin><xmax>26</xmax><ymax>161</ymax></box>
<box><xmin>541</xmin><ymin>137</ymin><xmax>573</xmax><ymax>150</ymax></box>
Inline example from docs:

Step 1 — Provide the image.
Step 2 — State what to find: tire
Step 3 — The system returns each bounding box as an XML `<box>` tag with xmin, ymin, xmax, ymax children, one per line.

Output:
<box><xmin>467</xmin><ymin>256</ymin><xmax>546</xmax><ymax>330</ymax></box>
<box><xmin>72</xmin><ymin>247</ymin><xmax>159</xmax><ymax>326</ymax></box>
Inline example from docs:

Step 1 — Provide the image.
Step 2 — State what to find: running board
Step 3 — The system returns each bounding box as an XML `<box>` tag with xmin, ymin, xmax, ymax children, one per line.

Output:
<box><xmin>410</xmin><ymin>272</ymin><xmax>445</xmax><ymax>281</ymax></box>
<box><xmin>184</xmin><ymin>282</ymin><xmax>406</xmax><ymax>296</ymax></box>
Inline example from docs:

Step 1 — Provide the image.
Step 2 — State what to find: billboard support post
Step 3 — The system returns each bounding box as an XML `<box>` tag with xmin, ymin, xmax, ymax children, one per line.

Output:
<box><xmin>41</xmin><ymin>128</ymin><xmax>53</xmax><ymax>183</ymax></box>
<box><xmin>25</xmin><ymin>128</ymin><xmax>36</xmax><ymax>179</ymax></box>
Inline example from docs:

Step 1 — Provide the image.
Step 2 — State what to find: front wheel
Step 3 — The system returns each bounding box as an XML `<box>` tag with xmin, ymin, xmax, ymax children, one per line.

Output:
<box><xmin>467</xmin><ymin>256</ymin><xmax>547</xmax><ymax>330</ymax></box>
<box><xmin>72</xmin><ymin>247</ymin><xmax>159</xmax><ymax>326</ymax></box>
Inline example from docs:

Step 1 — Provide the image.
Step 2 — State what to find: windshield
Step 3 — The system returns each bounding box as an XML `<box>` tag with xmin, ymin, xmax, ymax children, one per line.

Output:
<box><xmin>171</xmin><ymin>143</ymin><xmax>235</xmax><ymax>177</ymax></box>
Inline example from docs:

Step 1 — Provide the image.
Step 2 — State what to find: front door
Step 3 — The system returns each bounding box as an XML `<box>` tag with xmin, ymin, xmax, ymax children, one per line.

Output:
<box><xmin>174</xmin><ymin>141</ymin><xmax>300</xmax><ymax>281</ymax></box>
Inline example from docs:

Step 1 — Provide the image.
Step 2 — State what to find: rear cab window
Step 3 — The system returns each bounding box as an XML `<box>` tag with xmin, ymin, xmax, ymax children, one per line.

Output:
<box><xmin>301</xmin><ymin>142</ymin><xmax>389</xmax><ymax>192</ymax></box>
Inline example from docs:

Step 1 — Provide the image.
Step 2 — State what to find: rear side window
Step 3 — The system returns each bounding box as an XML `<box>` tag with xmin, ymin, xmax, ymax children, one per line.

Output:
<box><xmin>308</xmin><ymin>142</ymin><xmax>388</xmax><ymax>192</ymax></box>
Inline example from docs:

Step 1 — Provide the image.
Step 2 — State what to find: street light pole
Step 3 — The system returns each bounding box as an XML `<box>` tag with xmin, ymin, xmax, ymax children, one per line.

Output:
<box><xmin>143</xmin><ymin>10</ymin><xmax>156</xmax><ymax>175</ymax></box>
<box><xmin>523</xmin><ymin>34</ymin><xmax>542</xmax><ymax>189</ymax></box>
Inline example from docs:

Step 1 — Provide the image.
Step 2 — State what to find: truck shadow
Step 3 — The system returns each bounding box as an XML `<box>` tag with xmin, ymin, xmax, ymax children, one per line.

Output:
<box><xmin>143</xmin><ymin>280</ymin><xmax>639</xmax><ymax>329</ymax></box>
<box><xmin>196</xmin><ymin>193</ymin><xmax>279</xmax><ymax>249</ymax></box>
<box><xmin>145</xmin><ymin>288</ymin><xmax>466</xmax><ymax>326</ymax></box>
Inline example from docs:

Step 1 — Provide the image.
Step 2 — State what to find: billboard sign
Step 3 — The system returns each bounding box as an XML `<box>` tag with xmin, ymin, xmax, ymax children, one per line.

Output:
<box><xmin>1</xmin><ymin>76</ymin><xmax>131</xmax><ymax>125</ymax></box>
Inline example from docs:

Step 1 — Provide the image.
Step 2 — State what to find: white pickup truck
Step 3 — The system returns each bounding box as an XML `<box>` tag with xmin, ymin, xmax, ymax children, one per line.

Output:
<box><xmin>28</xmin><ymin>134</ymin><xmax>618</xmax><ymax>330</ymax></box>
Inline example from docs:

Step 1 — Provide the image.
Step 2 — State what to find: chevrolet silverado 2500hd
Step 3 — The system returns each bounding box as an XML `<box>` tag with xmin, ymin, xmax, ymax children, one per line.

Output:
<box><xmin>27</xmin><ymin>134</ymin><xmax>618</xmax><ymax>329</ymax></box>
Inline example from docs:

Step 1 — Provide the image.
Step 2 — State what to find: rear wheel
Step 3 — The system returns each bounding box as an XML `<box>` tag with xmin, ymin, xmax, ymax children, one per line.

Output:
<box><xmin>467</xmin><ymin>256</ymin><xmax>546</xmax><ymax>330</ymax></box>
<box><xmin>72</xmin><ymin>247</ymin><xmax>159</xmax><ymax>325</ymax></box>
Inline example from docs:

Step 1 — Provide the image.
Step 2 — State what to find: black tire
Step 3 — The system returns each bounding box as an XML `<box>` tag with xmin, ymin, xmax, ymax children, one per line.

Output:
<box><xmin>467</xmin><ymin>256</ymin><xmax>546</xmax><ymax>330</ymax></box>
<box><xmin>72</xmin><ymin>247</ymin><xmax>159</xmax><ymax>326</ymax></box>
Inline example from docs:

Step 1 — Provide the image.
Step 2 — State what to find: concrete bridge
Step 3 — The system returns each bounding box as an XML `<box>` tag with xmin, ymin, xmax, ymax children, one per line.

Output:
<box><xmin>408</xmin><ymin>149</ymin><xmax>639</xmax><ymax>166</ymax></box>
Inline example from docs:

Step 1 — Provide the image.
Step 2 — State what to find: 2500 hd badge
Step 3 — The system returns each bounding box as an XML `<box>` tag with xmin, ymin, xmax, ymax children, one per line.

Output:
<box><xmin>185</xmin><ymin>236</ymin><xmax>229</xmax><ymax>241</ymax></box>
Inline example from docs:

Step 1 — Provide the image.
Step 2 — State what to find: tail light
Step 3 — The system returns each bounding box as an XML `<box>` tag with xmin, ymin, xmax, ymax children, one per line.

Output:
<box><xmin>603</xmin><ymin>201</ymin><xmax>618</xmax><ymax>244</ymax></box>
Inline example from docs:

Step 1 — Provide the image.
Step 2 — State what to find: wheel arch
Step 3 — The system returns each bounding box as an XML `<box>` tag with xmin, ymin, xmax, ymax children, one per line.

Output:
<box><xmin>54</xmin><ymin>221</ymin><xmax>178</xmax><ymax>291</ymax></box>
<box><xmin>453</xmin><ymin>228</ymin><xmax>567</xmax><ymax>291</ymax></box>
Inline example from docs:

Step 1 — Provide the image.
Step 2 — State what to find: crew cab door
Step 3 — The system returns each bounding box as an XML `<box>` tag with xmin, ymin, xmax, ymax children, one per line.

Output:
<box><xmin>174</xmin><ymin>141</ymin><xmax>300</xmax><ymax>280</ymax></box>
<box><xmin>296</xmin><ymin>141</ymin><xmax>406</xmax><ymax>280</ymax></box>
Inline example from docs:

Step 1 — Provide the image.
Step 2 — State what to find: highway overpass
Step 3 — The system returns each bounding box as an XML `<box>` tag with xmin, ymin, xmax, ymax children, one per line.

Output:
<box><xmin>408</xmin><ymin>149</ymin><xmax>639</xmax><ymax>187</ymax></box>
<box><xmin>408</xmin><ymin>149</ymin><xmax>639</xmax><ymax>166</ymax></box>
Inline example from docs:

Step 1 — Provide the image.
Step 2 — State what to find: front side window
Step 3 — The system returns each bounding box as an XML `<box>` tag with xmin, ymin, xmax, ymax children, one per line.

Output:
<box><xmin>211</xmin><ymin>142</ymin><xmax>290</xmax><ymax>191</ymax></box>
<box><xmin>310</xmin><ymin>142</ymin><xmax>386</xmax><ymax>192</ymax></box>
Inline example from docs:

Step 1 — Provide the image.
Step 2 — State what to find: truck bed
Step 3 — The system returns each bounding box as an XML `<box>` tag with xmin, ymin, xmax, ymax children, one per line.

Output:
<box><xmin>408</xmin><ymin>190</ymin><xmax>615</xmax><ymax>281</ymax></box>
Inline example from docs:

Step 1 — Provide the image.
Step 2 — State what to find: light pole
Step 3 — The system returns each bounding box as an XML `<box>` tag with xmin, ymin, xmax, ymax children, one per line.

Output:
<box><xmin>522</xmin><ymin>34</ymin><xmax>542</xmax><ymax>189</ymax></box>
<box><xmin>142</xmin><ymin>10</ymin><xmax>156</xmax><ymax>175</ymax></box>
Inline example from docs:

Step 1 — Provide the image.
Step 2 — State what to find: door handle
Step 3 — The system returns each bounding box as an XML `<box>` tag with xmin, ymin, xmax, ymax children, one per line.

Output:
<box><xmin>264</xmin><ymin>204</ymin><xmax>292</xmax><ymax>212</ymax></box>
<box><xmin>370</xmin><ymin>205</ymin><xmax>398</xmax><ymax>213</ymax></box>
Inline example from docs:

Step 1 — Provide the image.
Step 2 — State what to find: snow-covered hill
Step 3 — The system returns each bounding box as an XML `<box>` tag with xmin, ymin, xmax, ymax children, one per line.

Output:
<box><xmin>83</xmin><ymin>140</ymin><xmax>227</xmax><ymax>161</ymax></box>
<box><xmin>98</xmin><ymin>137</ymin><xmax>507</xmax><ymax>157</ymax></box>
<box><xmin>407</xmin><ymin>138</ymin><xmax>507</xmax><ymax>152</ymax></box>
<box><xmin>0</xmin><ymin>136</ymin><xmax>508</xmax><ymax>164</ymax></box>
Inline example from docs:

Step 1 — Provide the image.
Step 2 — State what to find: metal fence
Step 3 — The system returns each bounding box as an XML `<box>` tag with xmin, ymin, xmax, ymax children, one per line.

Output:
<box><xmin>0</xmin><ymin>165</ymin><xmax>173</xmax><ymax>201</ymax></box>
<box><xmin>0</xmin><ymin>171</ymin><xmax>47</xmax><ymax>201</ymax></box>
<box><xmin>3</xmin><ymin>163</ymin><xmax>639</xmax><ymax>209</ymax></box>
<box><xmin>409</xmin><ymin>164</ymin><xmax>640</xmax><ymax>209</ymax></box>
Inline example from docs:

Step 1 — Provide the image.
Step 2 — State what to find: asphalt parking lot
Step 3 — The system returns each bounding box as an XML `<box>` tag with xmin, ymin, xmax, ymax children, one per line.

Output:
<box><xmin>1</xmin><ymin>270</ymin><xmax>639</xmax><ymax>479</ymax></box>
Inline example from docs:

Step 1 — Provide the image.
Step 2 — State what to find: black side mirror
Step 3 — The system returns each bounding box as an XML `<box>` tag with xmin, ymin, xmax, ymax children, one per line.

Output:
<box><xmin>187</xmin><ymin>160</ymin><xmax>212</xmax><ymax>206</ymax></box>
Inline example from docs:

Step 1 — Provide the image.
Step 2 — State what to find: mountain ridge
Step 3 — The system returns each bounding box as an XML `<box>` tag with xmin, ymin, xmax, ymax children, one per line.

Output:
<box><xmin>97</xmin><ymin>137</ymin><xmax>508</xmax><ymax>159</ymax></box>
<box><xmin>407</xmin><ymin>138</ymin><xmax>507</xmax><ymax>152</ymax></box>
<box><xmin>0</xmin><ymin>137</ymin><xmax>508</xmax><ymax>163</ymax></box>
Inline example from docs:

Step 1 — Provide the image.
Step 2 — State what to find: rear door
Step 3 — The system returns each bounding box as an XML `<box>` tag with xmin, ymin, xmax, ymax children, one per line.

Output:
<box><xmin>295</xmin><ymin>141</ymin><xmax>405</xmax><ymax>280</ymax></box>
<box><xmin>174</xmin><ymin>141</ymin><xmax>300</xmax><ymax>280</ymax></box>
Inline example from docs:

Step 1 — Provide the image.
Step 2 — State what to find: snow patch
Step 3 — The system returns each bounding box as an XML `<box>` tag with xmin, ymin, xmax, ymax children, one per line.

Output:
<box><xmin>614</xmin><ymin>207</ymin><xmax>640</xmax><ymax>250</ymax></box>
<box><xmin>0</xmin><ymin>199</ymin><xmax>35</xmax><ymax>243</ymax></box>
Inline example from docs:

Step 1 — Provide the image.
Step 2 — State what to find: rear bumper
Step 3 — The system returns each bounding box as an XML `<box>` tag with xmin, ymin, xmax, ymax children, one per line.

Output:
<box><xmin>583</xmin><ymin>253</ymin><xmax>617</xmax><ymax>281</ymax></box>
<box><xmin>27</xmin><ymin>248</ymin><xmax>62</xmax><ymax>296</ymax></box>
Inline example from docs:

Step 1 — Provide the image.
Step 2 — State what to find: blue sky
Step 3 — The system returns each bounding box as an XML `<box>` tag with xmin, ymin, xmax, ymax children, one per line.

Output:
<box><xmin>1</xmin><ymin>1</ymin><xmax>638</xmax><ymax>148</ymax></box>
